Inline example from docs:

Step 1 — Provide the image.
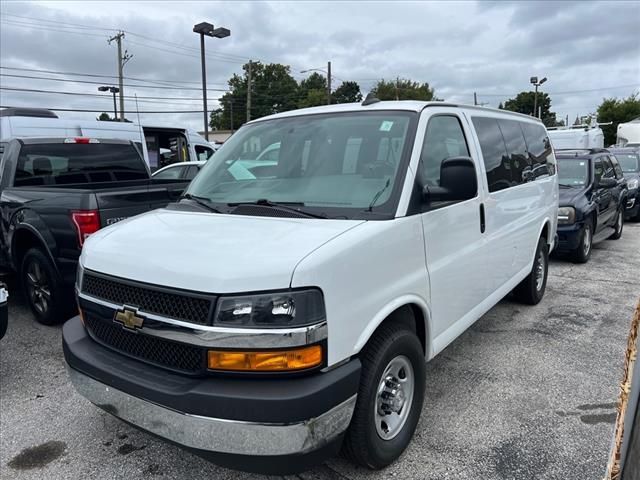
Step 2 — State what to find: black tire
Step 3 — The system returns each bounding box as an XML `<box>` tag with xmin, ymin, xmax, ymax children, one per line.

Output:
<box><xmin>343</xmin><ymin>322</ymin><xmax>426</xmax><ymax>469</ymax></box>
<box><xmin>20</xmin><ymin>248</ymin><xmax>68</xmax><ymax>325</ymax></box>
<box><xmin>609</xmin><ymin>209</ymin><xmax>624</xmax><ymax>240</ymax></box>
<box><xmin>513</xmin><ymin>236</ymin><xmax>549</xmax><ymax>305</ymax></box>
<box><xmin>572</xmin><ymin>219</ymin><xmax>593</xmax><ymax>264</ymax></box>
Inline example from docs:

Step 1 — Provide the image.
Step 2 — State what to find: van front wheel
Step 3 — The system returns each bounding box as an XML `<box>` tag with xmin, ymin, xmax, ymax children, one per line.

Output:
<box><xmin>513</xmin><ymin>237</ymin><xmax>548</xmax><ymax>305</ymax></box>
<box><xmin>343</xmin><ymin>323</ymin><xmax>425</xmax><ymax>469</ymax></box>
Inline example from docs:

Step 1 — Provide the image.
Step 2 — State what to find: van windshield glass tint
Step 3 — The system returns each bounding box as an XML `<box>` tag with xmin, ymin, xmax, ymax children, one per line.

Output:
<box><xmin>15</xmin><ymin>143</ymin><xmax>147</xmax><ymax>186</ymax></box>
<box><xmin>558</xmin><ymin>159</ymin><xmax>589</xmax><ymax>186</ymax></box>
<box><xmin>614</xmin><ymin>154</ymin><xmax>640</xmax><ymax>172</ymax></box>
<box><xmin>187</xmin><ymin>112</ymin><xmax>416</xmax><ymax>218</ymax></box>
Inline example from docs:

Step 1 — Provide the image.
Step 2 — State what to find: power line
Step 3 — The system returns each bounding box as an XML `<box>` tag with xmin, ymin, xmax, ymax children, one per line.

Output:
<box><xmin>0</xmin><ymin>105</ymin><xmax>207</xmax><ymax>114</ymax></box>
<box><xmin>0</xmin><ymin>66</ymin><xmax>228</xmax><ymax>87</ymax></box>
<box><xmin>0</xmin><ymin>86</ymin><xmax>207</xmax><ymax>101</ymax></box>
<box><xmin>0</xmin><ymin>73</ymin><xmax>229</xmax><ymax>92</ymax></box>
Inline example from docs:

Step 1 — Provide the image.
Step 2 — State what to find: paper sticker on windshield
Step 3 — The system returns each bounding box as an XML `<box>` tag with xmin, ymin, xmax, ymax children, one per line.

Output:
<box><xmin>380</xmin><ymin>121</ymin><xmax>394</xmax><ymax>132</ymax></box>
<box><xmin>579</xmin><ymin>162</ymin><xmax>585</xmax><ymax>166</ymax></box>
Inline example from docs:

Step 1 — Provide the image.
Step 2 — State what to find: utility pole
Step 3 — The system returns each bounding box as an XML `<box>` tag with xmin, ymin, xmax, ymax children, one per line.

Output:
<box><xmin>327</xmin><ymin>61</ymin><xmax>332</xmax><ymax>105</ymax></box>
<box><xmin>229</xmin><ymin>99</ymin><xmax>234</xmax><ymax>133</ymax></box>
<box><xmin>474</xmin><ymin>92</ymin><xmax>478</xmax><ymax>106</ymax></box>
<box><xmin>108</xmin><ymin>32</ymin><xmax>131</xmax><ymax>122</ymax></box>
<box><xmin>395</xmin><ymin>77</ymin><xmax>399</xmax><ymax>101</ymax></box>
<box><xmin>246</xmin><ymin>61</ymin><xmax>252</xmax><ymax>122</ymax></box>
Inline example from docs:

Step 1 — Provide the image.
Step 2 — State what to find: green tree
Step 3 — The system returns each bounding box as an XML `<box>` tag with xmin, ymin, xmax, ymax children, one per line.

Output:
<box><xmin>97</xmin><ymin>112</ymin><xmax>113</xmax><ymax>121</ymax></box>
<box><xmin>333</xmin><ymin>81</ymin><xmax>363</xmax><ymax>104</ymax></box>
<box><xmin>210</xmin><ymin>61</ymin><xmax>299</xmax><ymax>130</ymax></box>
<box><xmin>297</xmin><ymin>72</ymin><xmax>327</xmax><ymax>108</ymax></box>
<box><xmin>596</xmin><ymin>93</ymin><xmax>640</xmax><ymax>146</ymax></box>
<box><xmin>503</xmin><ymin>91</ymin><xmax>561</xmax><ymax>127</ymax></box>
<box><xmin>371</xmin><ymin>78</ymin><xmax>437</xmax><ymax>101</ymax></box>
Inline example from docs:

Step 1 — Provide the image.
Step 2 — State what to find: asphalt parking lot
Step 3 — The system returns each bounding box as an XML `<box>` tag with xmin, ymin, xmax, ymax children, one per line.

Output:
<box><xmin>1</xmin><ymin>223</ymin><xmax>639</xmax><ymax>480</ymax></box>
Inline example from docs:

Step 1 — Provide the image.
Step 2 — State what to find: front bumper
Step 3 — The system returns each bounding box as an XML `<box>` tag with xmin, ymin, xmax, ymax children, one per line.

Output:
<box><xmin>556</xmin><ymin>222</ymin><xmax>584</xmax><ymax>251</ymax></box>
<box><xmin>62</xmin><ymin>317</ymin><xmax>360</xmax><ymax>473</ymax></box>
<box><xmin>625</xmin><ymin>192</ymin><xmax>640</xmax><ymax>219</ymax></box>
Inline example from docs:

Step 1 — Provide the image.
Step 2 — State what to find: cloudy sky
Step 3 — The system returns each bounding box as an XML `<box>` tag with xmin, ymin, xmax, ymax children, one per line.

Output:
<box><xmin>1</xmin><ymin>0</ymin><xmax>638</xmax><ymax>131</ymax></box>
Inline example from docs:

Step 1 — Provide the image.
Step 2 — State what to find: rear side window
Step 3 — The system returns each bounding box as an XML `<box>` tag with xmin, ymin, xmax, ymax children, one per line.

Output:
<box><xmin>521</xmin><ymin>122</ymin><xmax>556</xmax><ymax>177</ymax></box>
<box><xmin>14</xmin><ymin>143</ymin><xmax>148</xmax><ymax>186</ymax></box>
<box><xmin>472</xmin><ymin>117</ymin><xmax>510</xmax><ymax>192</ymax></box>
<box><xmin>497</xmin><ymin>119</ymin><xmax>530</xmax><ymax>186</ymax></box>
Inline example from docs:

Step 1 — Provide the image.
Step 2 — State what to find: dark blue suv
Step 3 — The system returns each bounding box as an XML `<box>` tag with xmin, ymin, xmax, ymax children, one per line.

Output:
<box><xmin>608</xmin><ymin>147</ymin><xmax>640</xmax><ymax>221</ymax></box>
<box><xmin>555</xmin><ymin>149</ymin><xmax>627</xmax><ymax>263</ymax></box>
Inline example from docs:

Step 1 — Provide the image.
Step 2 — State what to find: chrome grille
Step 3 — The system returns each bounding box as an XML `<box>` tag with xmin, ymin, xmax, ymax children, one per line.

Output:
<box><xmin>82</xmin><ymin>273</ymin><xmax>213</xmax><ymax>324</ymax></box>
<box><xmin>85</xmin><ymin>313</ymin><xmax>206</xmax><ymax>374</ymax></box>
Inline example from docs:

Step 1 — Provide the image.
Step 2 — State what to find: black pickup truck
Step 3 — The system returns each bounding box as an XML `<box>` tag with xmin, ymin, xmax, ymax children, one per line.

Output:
<box><xmin>0</xmin><ymin>137</ymin><xmax>191</xmax><ymax>325</ymax></box>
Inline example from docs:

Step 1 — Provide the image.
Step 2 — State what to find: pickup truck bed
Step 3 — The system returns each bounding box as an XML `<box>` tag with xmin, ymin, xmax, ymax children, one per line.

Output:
<box><xmin>0</xmin><ymin>137</ymin><xmax>191</xmax><ymax>325</ymax></box>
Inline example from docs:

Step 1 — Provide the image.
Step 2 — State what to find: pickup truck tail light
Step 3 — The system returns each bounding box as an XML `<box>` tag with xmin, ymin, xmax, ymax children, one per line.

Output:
<box><xmin>71</xmin><ymin>210</ymin><xmax>101</xmax><ymax>247</ymax></box>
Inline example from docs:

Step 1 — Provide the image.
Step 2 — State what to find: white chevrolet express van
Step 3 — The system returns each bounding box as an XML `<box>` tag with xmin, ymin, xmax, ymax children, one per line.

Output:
<box><xmin>63</xmin><ymin>100</ymin><xmax>558</xmax><ymax>473</ymax></box>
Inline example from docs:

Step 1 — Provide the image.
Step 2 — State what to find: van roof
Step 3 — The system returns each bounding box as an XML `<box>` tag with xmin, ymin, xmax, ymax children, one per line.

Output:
<box><xmin>248</xmin><ymin>100</ymin><xmax>542</xmax><ymax>124</ymax></box>
<box><xmin>0</xmin><ymin>107</ymin><xmax>58</xmax><ymax>118</ymax></box>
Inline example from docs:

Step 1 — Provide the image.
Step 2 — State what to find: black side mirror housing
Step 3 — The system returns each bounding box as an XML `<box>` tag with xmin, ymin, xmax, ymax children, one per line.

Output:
<box><xmin>597</xmin><ymin>177</ymin><xmax>617</xmax><ymax>188</ymax></box>
<box><xmin>422</xmin><ymin>156</ymin><xmax>478</xmax><ymax>203</ymax></box>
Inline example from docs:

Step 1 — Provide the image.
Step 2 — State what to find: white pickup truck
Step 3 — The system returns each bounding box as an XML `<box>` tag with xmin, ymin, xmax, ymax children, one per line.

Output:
<box><xmin>63</xmin><ymin>100</ymin><xmax>558</xmax><ymax>474</ymax></box>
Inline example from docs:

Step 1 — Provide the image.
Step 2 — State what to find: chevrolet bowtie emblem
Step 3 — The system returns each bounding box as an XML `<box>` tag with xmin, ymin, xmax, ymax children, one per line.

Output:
<box><xmin>114</xmin><ymin>307</ymin><xmax>144</xmax><ymax>330</ymax></box>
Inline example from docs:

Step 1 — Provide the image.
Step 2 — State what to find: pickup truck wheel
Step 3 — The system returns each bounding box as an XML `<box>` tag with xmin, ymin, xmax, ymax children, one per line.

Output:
<box><xmin>513</xmin><ymin>236</ymin><xmax>548</xmax><ymax>305</ymax></box>
<box><xmin>609</xmin><ymin>209</ymin><xmax>623</xmax><ymax>240</ymax></box>
<box><xmin>572</xmin><ymin>220</ymin><xmax>593</xmax><ymax>264</ymax></box>
<box><xmin>343</xmin><ymin>323</ymin><xmax>425</xmax><ymax>469</ymax></box>
<box><xmin>20</xmin><ymin>248</ymin><xmax>66</xmax><ymax>326</ymax></box>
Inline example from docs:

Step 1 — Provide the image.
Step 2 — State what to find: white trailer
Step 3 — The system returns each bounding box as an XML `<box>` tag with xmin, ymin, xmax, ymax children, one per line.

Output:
<box><xmin>547</xmin><ymin>124</ymin><xmax>605</xmax><ymax>150</ymax></box>
<box><xmin>617</xmin><ymin>117</ymin><xmax>640</xmax><ymax>148</ymax></box>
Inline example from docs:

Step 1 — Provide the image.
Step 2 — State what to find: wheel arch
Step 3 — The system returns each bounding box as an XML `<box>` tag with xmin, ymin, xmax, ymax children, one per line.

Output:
<box><xmin>12</xmin><ymin>225</ymin><xmax>58</xmax><ymax>273</ymax></box>
<box><xmin>353</xmin><ymin>296</ymin><xmax>432</xmax><ymax>361</ymax></box>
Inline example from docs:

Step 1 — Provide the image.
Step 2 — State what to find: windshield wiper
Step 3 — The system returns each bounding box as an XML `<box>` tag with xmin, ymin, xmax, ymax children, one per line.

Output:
<box><xmin>368</xmin><ymin>178</ymin><xmax>391</xmax><ymax>211</ymax></box>
<box><xmin>180</xmin><ymin>193</ymin><xmax>222</xmax><ymax>213</ymax></box>
<box><xmin>228</xmin><ymin>199</ymin><xmax>328</xmax><ymax>219</ymax></box>
<box><xmin>558</xmin><ymin>183</ymin><xmax>576</xmax><ymax>188</ymax></box>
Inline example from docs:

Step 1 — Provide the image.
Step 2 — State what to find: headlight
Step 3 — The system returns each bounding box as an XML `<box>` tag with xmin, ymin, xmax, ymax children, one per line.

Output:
<box><xmin>214</xmin><ymin>289</ymin><xmax>325</xmax><ymax>328</ymax></box>
<box><xmin>628</xmin><ymin>178</ymin><xmax>639</xmax><ymax>190</ymax></box>
<box><xmin>558</xmin><ymin>206</ymin><xmax>576</xmax><ymax>224</ymax></box>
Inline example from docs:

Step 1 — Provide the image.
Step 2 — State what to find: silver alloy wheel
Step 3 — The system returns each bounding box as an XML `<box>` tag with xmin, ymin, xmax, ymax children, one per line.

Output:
<box><xmin>582</xmin><ymin>225</ymin><xmax>592</xmax><ymax>256</ymax></box>
<box><xmin>374</xmin><ymin>355</ymin><xmax>415</xmax><ymax>440</ymax></box>
<box><xmin>26</xmin><ymin>260</ymin><xmax>50</xmax><ymax>315</ymax></box>
<box><xmin>535</xmin><ymin>249</ymin><xmax>546</xmax><ymax>292</ymax></box>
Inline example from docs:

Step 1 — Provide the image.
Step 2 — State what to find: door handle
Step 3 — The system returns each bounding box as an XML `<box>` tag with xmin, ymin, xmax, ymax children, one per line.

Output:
<box><xmin>479</xmin><ymin>203</ymin><xmax>486</xmax><ymax>233</ymax></box>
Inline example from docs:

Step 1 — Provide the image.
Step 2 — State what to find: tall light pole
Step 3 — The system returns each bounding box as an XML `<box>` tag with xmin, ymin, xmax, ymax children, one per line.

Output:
<box><xmin>193</xmin><ymin>22</ymin><xmax>230</xmax><ymax>141</ymax></box>
<box><xmin>98</xmin><ymin>86</ymin><xmax>120</xmax><ymax>119</ymax></box>
<box><xmin>300</xmin><ymin>61</ymin><xmax>332</xmax><ymax>105</ymax></box>
<box><xmin>530</xmin><ymin>76</ymin><xmax>547</xmax><ymax>119</ymax></box>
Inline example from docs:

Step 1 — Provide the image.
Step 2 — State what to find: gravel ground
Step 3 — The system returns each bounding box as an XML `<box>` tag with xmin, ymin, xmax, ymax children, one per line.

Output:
<box><xmin>2</xmin><ymin>222</ymin><xmax>639</xmax><ymax>480</ymax></box>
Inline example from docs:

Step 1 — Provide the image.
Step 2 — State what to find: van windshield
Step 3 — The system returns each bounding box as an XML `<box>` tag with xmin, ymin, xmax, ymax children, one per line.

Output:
<box><xmin>187</xmin><ymin>111</ymin><xmax>416</xmax><ymax>219</ymax></box>
<box><xmin>557</xmin><ymin>158</ymin><xmax>589</xmax><ymax>186</ymax></box>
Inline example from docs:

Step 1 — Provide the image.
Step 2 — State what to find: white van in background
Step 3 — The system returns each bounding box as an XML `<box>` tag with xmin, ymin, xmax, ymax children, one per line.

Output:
<box><xmin>617</xmin><ymin>117</ymin><xmax>640</xmax><ymax>148</ymax></box>
<box><xmin>0</xmin><ymin>108</ymin><xmax>216</xmax><ymax>170</ymax></box>
<box><xmin>547</xmin><ymin>124</ymin><xmax>605</xmax><ymax>149</ymax></box>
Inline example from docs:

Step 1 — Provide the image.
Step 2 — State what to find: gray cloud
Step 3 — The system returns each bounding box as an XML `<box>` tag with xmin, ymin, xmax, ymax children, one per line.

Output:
<box><xmin>0</xmin><ymin>0</ymin><xmax>638</xmax><ymax>130</ymax></box>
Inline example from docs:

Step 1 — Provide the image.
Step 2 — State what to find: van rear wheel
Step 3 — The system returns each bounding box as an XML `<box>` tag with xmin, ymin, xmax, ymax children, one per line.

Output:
<box><xmin>343</xmin><ymin>322</ymin><xmax>425</xmax><ymax>469</ymax></box>
<box><xmin>513</xmin><ymin>237</ymin><xmax>548</xmax><ymax>305</ymax></box>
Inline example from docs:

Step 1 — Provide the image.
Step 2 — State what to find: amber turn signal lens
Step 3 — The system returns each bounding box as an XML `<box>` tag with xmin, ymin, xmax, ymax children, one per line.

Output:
<box><xmin>208</xmin><ymin>345</ymin><xmax>322</xmax><ymax>372</ymax></box>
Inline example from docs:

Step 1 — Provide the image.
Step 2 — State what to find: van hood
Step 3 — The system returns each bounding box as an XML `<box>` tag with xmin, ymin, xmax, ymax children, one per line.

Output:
<box><xmin>81</xmin><ymin>208</ymin><xmax>365</xmax><ymax>293</ymax></box>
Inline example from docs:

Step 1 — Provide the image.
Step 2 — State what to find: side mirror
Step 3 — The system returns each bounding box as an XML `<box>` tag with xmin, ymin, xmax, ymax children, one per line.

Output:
<box><xmin>423</xmin><ymin>156</ymin><xmax>478</xmax><ymax>203</ymax></box>
<box><xmin>597</xmin><ymin>177</ymin><xmax>616</xmax><ymax>188</ymax></box>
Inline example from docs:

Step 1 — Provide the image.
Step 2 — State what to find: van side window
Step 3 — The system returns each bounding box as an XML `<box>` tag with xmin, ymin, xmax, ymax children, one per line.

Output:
<box><xmin>497</xmin><ymin>119</ymin><xmax>530</xmax><ymax>184</ymax></box>
<box><xmin>419</xmin><ymin>115</ymin><xmax>470</xmax><ymax>187</ymax></box>
<box><xmin>195</xmin><ymin>145</ymin><xmax>214</xmax><ymax>161</ymax></box>
<box><xmin>471</xmin><ymin>117</ymin><xmax>510</xmax><ymax>192</ymax></box>
<box><xmin>521</xmin><ymin>122</ymin><xmax>556</xmax><ymax>177</ymax></box>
